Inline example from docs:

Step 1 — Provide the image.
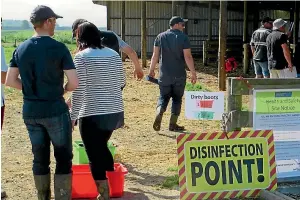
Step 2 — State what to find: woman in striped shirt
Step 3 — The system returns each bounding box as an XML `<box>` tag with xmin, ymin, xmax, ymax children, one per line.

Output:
<box><xmin>70</xmin><ymin>22</ymin><xmax>125</xmax><ymax>200</ymax></box>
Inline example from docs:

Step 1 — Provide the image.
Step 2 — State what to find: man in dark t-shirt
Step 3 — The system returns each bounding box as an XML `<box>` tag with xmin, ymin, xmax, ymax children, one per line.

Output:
<box><xmin>5</xmin><ymin>5</ymin><xmax>78</xmax><ymax>199</ymax></box>
<box><xmin>72</xmin><ymin>19</ymin><xmax>144</xmax><ymax>80</ymax></box>
<box><xmin>250</xmin><ymin>17</ymin><xmax>273</xmax><ymax>78</ymax></box>
<box><xmin>72</xmin><ymin>19</ymin><xmax>120</xmax><ymax>53</ymax></box>
<box><xmin>266</xmin><ymin>18</ymin><xmax>293</xmax><ymax>78</ymax></box>
<box><xmin>149</xmin><ymin>16</ymin><xmax>197</xmax><ymax>132</ymax></box>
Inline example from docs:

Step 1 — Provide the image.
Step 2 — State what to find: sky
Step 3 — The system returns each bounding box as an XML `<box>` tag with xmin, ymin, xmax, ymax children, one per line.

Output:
<box><xmin>1</xmin><ymin>0</ymin><xmax>107</xmax><ymax>27</ymax></box>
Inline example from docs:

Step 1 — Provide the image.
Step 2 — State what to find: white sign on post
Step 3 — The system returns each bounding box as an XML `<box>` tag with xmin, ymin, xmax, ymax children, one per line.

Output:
<box><xmin>184</xmin><ymin>91</ymin><xmax>225</xmax><ymax>120</ymax></box>
<box><xmin>253</xmin><ymin>89</ymin><xmax>300</xmax><ymax>180</ymax></box>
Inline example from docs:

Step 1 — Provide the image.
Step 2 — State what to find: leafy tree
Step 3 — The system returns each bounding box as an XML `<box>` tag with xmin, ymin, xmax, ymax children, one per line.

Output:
<box><xmin>21</xmin><ymin>20</ymin><xmax>30</xmax><ymax>29</ymax></box>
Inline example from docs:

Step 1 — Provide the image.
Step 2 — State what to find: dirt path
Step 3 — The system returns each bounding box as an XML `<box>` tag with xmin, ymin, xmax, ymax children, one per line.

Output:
<box><xmin>1</xmin><ymin>60</ymin><xmax>236</xmax><ymax>199</ymax></box>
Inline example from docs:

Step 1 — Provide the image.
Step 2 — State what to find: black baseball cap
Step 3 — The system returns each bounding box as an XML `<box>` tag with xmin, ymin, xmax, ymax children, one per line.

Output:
<box><xmin>169</xmin><ymin>16</ymin><xmax>185</xmax><ymax>26</ymax></box>
<box><xmin>72</xmin><ymin>19</ymin><xmax>88</xmax><ymax>38</ymax></box>
<box><xmin>30</xmin><ymin>5</ymin><xmax>63</xmax><ymax>24</ymax></box>
<box><xmin>262</xmin><ymin>17</ymin><xmax>273</xmax><ymax>24</ymax></box>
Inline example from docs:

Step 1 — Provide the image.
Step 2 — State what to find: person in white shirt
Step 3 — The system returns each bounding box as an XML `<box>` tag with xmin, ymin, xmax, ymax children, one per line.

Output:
<box><xmin>70</xmin><ymin>22</ymin><xmax>125</xmax><ymax>200</ymax></box>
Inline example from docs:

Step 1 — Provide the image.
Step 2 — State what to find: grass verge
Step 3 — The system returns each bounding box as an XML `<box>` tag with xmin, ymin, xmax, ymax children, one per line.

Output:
<box><xmin>161</xmin><ymin>174</ymin><xmax>179</xmax><ymax>189</ymax></box>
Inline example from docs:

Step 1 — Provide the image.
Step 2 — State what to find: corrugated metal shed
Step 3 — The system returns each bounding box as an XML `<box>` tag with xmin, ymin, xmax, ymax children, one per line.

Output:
<box><xmin>93</xmin><ymin>1</ymin><xmax>298</xmax><ymax>56</ymax></box>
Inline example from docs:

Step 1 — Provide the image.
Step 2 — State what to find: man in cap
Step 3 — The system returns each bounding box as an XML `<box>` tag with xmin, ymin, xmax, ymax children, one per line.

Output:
<box><xmin>149</xmin><ymin>16</ymin><xmax>197</xmax><ymax>132</ymax></box>
<box><xmin>266</xmin><ymin>18</ymin><xmax>293</xmax><ymax>78</ymax></box>
<box><xmin>6</xmin><ymin>5</ymin><xmax>78</xmax><ymax>200</ymax></box>
<box><xmin>72</xmin><ymin>19</ymin><xmax>144</xmax><ymax>80</ymax></box>
<box><xmin>250</xmin><ymin>17</ymin><xmax>273</xmax><ymax>78</ymax></box>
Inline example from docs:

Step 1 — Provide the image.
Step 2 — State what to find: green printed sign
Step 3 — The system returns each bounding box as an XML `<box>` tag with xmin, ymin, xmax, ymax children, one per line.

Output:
<box><xmin>194</xmin><ymin>111</ymin><xmax>214</xmax><ymax>120</ymax></box>
<box><xmin>255</xmin><ymin>90</ymin><xmax>300</xmax><ymax>114</ymax></box>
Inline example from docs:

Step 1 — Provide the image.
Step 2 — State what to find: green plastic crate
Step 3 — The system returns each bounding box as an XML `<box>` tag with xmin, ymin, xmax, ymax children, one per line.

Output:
<box><xmin>73</xmin><ymin>141</ymin><xmax>117</xmax><ymax>165</ymax></box>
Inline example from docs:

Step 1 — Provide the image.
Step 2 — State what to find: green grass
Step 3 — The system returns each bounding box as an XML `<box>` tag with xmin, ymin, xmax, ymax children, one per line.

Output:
<box><xmin>185</xmin><ymin>82</ymin><xmax>209</xmax><ymax>91</ymax></box>
<box><xmin>242</xmin><ymin>104</ymin><xmax>249</xmax><ymax>111</ymax></box>
<box><xmin>1</xmin><ymin>30</ymin><xmax>77</xmax><ymax>64</ymax></box>
<box><xmin>161</xmin><ymin>174</ymin><xmax>179</xmax><ymax>189</ymax></box>
<box><xmin>159</xmin><ymin>166</ymin><xmax>180</xmax><ymax>189</ymax></box>
<box><xmin>167</xmin><ymin>166</ymin><xmax>178</xmax><ymax>172</ymax></box>
<box><xmin>1</xmin><ymin>30</ymin><xmax>75</xmax><ymax>44</ymax></box>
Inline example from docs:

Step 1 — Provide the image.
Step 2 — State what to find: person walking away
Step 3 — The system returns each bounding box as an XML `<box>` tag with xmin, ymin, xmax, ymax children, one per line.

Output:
<box><xmin>250</xmin><ymin>17</ymin><xmax>273</xmax><ymax>78</ymax></box>
<box><xmin>5</xmin><ymin>5</ymin><xmax>78</xmax><ymax>200</ymax></box>
<box><xmin>266</xmin><ymin>18</ymin><xmax>293</xmax><ymax>78</ymax></box>
<box><xmin>1</xmin><ymin>42</ymin><xmax>8</xmax><ymax>200</ymax></box>
<box><xmin>72</xmin><ymin>19</ymin><xmax>144</xmax><ymax>80</ymax></box>
<box><xmin>70</xmin><ymin>22</ymin><xmax>125</xmax><ymax>200</ymax></box>
<box><xmin>294</xmin><ymin>42</ymin><xmax>300</xmax><ymax>78</ymax></box>
<box><xmin>149</xmin><ymin>16</ymin><xmax>197</xmax><ymax>132</ymax></box>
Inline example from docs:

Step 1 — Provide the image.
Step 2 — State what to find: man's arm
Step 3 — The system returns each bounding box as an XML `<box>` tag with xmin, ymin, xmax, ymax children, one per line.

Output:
<box><xmin>282</xmin><ymin>43</ymin><xmax>293</xmax><ymax>68</ymax></box>
<box><xmin>113</xmin><ymin>32</ymin><xmax>144</xmax><ymax>80</ymax></box>
<box><xmin>121</xmin><ymin>46</ymin><xmax>144</xmax><ymax>80</ymax></box>
<box><xmin>62</xmin><ymin>45</ymin><xmax>79</xmax><ymax>93</ymax></box>
<box><xmin>183</xmin><ymin>49</ymin><xmax>197</xmax><ymax>84</ymax></box>
<box><xmin>280</xmin><ymin>34</ymin><xmax>293</xmax><ymax>69</ymax></box>
<box><xmin>64</xmin><ymin>69</ymin><xmax>78</xmax><ymax>93</ymax></box>
<box><xmin>6</xmin><ymin>48</ymin><xmax>22</xmax><ymax>90</ymax></box>
<box><xmin>250</xmin><ymin>32</ymin><xmax>255</xmax><ymax>56</ymax></box>
<box><xmin>149</xmin><ymin>34</ymin><xmax>161</xmax><ymax>77</ymax></box>
<box><xmin>1</xmin><ymin>46</ymin><xmax>8</xmax><ymax>84</ymax></box>
<box><xmin>251</xmin><ymin>46</ymin><xmax>255</xmax><ymax>56</ymax></box>
<box><xmin>183</xmin><ymin>35</ymin><xmax>197</xmax><ymax>84</ymax></box>
<box><xmin>1</xmin><ymin>71</ymin><xmax>7</xmax><ymax>84</ymax></box>
<box><xmin>5</xmin><ymin>67</ymin><xmax>22</xmax><ymax>90</ymax></box>
<box><xmin>149</xmin><ymin>46</ymin><xmax>160</xmax><ymax>77</ymax></box>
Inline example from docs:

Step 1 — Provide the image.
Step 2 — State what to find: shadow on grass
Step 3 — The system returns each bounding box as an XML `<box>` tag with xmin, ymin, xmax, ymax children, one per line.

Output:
<box><xmin>123</xmin><ymin>163</ymin><xmax>179</xmax><ymax>189</ymax></box>
<box><xmin>128</xmin><ymin>188</ymin><xmax>179</xmax><ymax>200</ymax></box>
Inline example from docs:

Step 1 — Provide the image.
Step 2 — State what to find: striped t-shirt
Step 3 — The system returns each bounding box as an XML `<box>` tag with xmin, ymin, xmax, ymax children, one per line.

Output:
<box><xmin>70</xmin><ymin>47</ymin><xmax>125</xmax><ymax>121</ymax></box>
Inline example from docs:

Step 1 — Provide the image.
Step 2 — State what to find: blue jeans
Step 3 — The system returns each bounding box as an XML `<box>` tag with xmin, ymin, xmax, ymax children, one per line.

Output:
<box><xmin>253</xmin><ymin>60</ymin><xmax>270</xmax><ymax>77</ymax></box>
<box><xmin>157</xmin><ymin>77</ymin><xmax>186</xmax><ymax>116</ymax></box>
<box><xmin>24</xmin><ymin>112</ymin><xmax>73</xmax><ymax>175</ymax></box>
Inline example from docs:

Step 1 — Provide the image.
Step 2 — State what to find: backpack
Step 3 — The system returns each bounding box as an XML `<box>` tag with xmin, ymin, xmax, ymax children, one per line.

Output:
<box><xmin>225</xmin><ymin>57</ymin><xmax>238</xmax><ymax>73</ymax></box>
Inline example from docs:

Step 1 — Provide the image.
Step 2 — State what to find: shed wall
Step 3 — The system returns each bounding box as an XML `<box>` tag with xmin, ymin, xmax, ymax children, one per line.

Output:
<box><xmin>93</xmin><ymin>1</ymin><xmax>299</xmax><ymax>56</ymax></box>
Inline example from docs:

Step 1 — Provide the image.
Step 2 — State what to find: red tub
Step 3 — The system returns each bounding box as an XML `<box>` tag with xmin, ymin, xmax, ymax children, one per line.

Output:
<box><xmin>72</xmin><ymin>163</ymin><xmax>128</xmax><ymax>199</ymax></box>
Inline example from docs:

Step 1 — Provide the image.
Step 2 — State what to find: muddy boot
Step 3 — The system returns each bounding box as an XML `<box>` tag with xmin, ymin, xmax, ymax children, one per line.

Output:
<box><xmin>169</xmin><ymin>114</ymin><xmax>185</xmax><ymax>132</ymax></box>
<box><xmin>153</xmin><ymin>107</ymin><xmax>164</xmax><ymax>131</ymax></box>
<box><xmin>95</xmin><ymin>180</ymin><xmax>110</xmax><ymax>200</ymax></box>
<box><xmin>33</xmin><ymin>174</ymin><xmax>51</xmax><ymax>200</ymax></box>
<box><xmin>54</xmin><ymin>174</ymin><xmax>72</xmax><ymax>200</ymax></box>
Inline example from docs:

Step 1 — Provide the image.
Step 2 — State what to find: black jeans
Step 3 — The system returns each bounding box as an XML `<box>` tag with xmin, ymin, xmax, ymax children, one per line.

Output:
<box><xmin>157</xmin><ymin>78</ymin><xmax>186</xmax><ymax>115</ymax></box>
<box><xmin>79</xmin><ymin>116</ymin><xmax>114</xmax><ymax>181</ymax></box>
<box><xmin>24</xmin><ymin>112</ymin><xmax>73</xmax><ymax>175</ymax></box>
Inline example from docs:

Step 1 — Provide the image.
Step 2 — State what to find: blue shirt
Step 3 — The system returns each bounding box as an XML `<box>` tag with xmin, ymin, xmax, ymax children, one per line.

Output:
<box><xmin>154</xmin><ymin>29</ymin><xmax>191</xmax><ymax>84</ymax></box>
<box><xmin>9</xmin><ymin>36</ymin><xmax>75</xmax><ymax>119</ymax></box>
<box><xmin>1</xmin><ymin>46</ymin><xmax>8</xmax><ymax>107</ymax></box>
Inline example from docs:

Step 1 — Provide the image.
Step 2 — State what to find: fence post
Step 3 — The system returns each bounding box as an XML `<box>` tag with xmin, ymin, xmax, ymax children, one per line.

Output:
<box><xmin>243</xmin><ymin>44</ymin><xmax>249</xmax><ymax>74</ymax></box>
<box><xmin>226</xmin><ymin>78</ymin><xmax>242</xmax><ymax>132</ymax></box>
<box><xmin>203</xmin><ymin>40</ymin><xmax>207</xmax><ymax>66</ymax></box>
